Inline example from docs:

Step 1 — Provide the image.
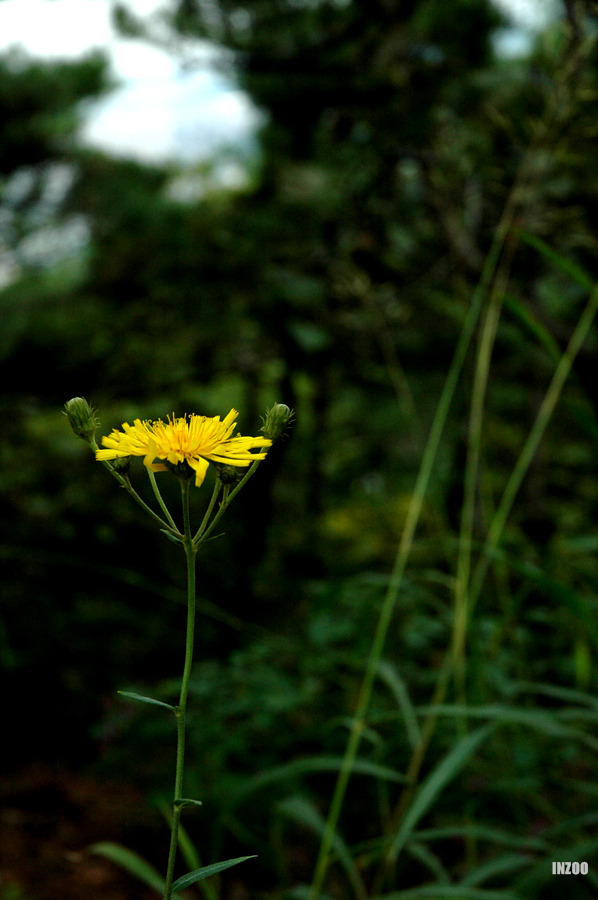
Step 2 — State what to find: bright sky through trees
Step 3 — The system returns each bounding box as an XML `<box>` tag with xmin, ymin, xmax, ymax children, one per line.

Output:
<box><xmin>0</xmin><ymin>0</ymin><xmax>556</xmax><ymax>163</ymax></box>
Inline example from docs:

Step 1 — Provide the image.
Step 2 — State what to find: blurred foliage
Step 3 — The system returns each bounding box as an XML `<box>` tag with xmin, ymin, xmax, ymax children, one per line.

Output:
<box><xmin>3</xmin><ymin>0</ymin><xmax>598</xmax><ymax>897</ymax></box>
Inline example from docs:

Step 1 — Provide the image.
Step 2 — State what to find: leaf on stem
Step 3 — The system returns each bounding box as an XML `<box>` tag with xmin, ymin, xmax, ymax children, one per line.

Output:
<box><xmin>161</xmin><ymin>528</ymin><xmax>183</xmax><ymax>544</ymax></box>
<box><xmin>118</xmin><ymin>690</ymin><xmax>177</xmax><ymax>712</ymax></box>
<box><xmin>174</xmin><ymin>798</ymin><xmax>203</xmax><ymax>811</ymax></box>
<box><xmin>172</xmin><ymin>856</ymin><xmax>257</xmax><ymax>893</ymax></box>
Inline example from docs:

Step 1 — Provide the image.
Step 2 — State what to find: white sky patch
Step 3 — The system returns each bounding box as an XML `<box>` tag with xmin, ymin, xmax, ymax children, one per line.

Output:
<box><xmin>82</xmin><ymin>76</ymin><xmax>179</xmax><ymax>162</ymax></box>
<box><xmin>0</xmin><ymin>0</ymin><xmax>113</xmax><ymax>57</ymax></box>
<box><xmin>0</xmin><ymin>0</ymin><xmax>258</xmax><ymax>164</ymax></box>
<box><xmin>493</xmin><ymin>0</ymin><xmax>560</xmax><ymax>31</ymax></box>
<box><xmin>109</xmin><ymin>38</ymin><xmax>178</xmax><ymax>81</ymax></box>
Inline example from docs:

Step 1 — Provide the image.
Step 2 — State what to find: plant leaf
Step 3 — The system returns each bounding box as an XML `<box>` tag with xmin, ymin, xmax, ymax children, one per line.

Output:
<box><xmin>172</xmin><ymin>855</ymin><xmax>257</xmax><ymax>893</ymax></box>
<box><xmin>89</xmin><ymin>841</ymin><xmax>165</xmax><ymax>894</ymax></box>
<box><xmin>387</xmin><ymin>724</ymin><xmax>494</xmax><ymax>864</ymax></box>
<box><xmin>174</xmin><ymin>798</ymin><xmax>203</xmax><ymax>810</ymax></box>
<box><xmin>515</xmin><ymin>229</ymin><xmax>594</xmax><ymax>290</ymax></box>
<box><xmin>277</xmin><ymin>795</ymin><xmax>367</xmax><ymax>900</ymax></box>
<box><xmin>118</xmin><ymin>690</ymin><xmax>177</xmax><ymax>712</ymax></box>
<box><xmin>161</xmin><ymin>528</ymin><xmax>183</xmax><ymax>544</ymax></box>
<box><xmin>230</xmin><ymin>754</ymin><xmax>406</xmax><ymax>809</ymax></box>
<box><xmin>377</xmin><ymin>885</ymin><xmax>521</xmax><ymax>899</ymax></box>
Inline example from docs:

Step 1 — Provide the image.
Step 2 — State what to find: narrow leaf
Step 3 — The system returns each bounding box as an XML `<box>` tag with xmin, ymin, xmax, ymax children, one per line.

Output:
<box><xmin>515</xmin><ymin>230</ymin><xmax>594</xmax><ymax>290</ymax></box>
<box><xmin>89</xmin><ymin>841</ymin><xmax>165</xmax><ymax>894</ymax></box>
<box><xmin>161</xmin><ymin>528</ymin><xmax>183</xmax><ymax>544</ymax></box>
<box><xmin>387</xmin><ymin>724</ymin><xmax>494</xmax><ymax>863</ymax></box>
<box><xmin>174</xmin><ymin>798</ymin><xmax>203</xmax><ymax>810</ymax></box>
<box><xmin>377</xmin><ymin>659</ymin><xmax>421</xmax><ymax>748</ymax></box>
<box><xmin>378</xmin><ymin>885</ymin><xmax>521</xmax><ymax>899</ymax></box>
<box><xmin>417</xmin><ymin>703</ymin><xmax>598</xmax><ymax>751</ymax></box>
<box><xmin>277</xmin><ymin>796</ymin><xmax>367</xmax><ymax>900</ymax></box>
<box><xmin>172</xmin><ymin>855</ymin><xmax>257</xmax><ymax>893</ymax></box>
<box><xmin>230</xmin><ymin>755</ymin><xmax>406</xmax><ymax>809</ymax></box>
<box><xmin>462</xmin><ymin>852</ymin><xmax>531</xmax><ymax>886</ymax></box>
<box><xmin>118</xmin><ymin>690</ymin><xmax>177</xmax><ymax>712</ymax></box>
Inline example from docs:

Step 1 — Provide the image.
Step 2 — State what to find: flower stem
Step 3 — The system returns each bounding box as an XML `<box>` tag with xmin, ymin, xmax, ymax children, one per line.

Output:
<box><xmin>194</xmin><ymin>460</ymin><xmax>261</xmax><ymax>549</ymax></box>
<box><xmin>122</xmin><ymin>475</ymin><xmax>182</xmax><ymax>538</ymax></box>
<box><xmin>193</xmin><ymin>479</ymin><xmax>222</xmax><ymax>546</ymax></box>
<box><xmin>164</xmin><ymin>478</ymin><xmax>197</xmax><ymax>900</ymax></box>
<box><xmin>148</xmin><ymin>468</ymin><xmax>179</xmax><ymax>533</ymax></box>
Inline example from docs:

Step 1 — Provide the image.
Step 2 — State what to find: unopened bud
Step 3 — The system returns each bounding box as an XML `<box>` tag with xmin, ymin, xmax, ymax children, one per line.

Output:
<box><xmin>261</xmin><ymin>403</ymin><xmax>294</xmax><ymax>441</ymax></box>
<box><xmin>110</xmin><ymin>456</ymin><xmax>131</xmax><ymax>475</ymax></box>
<box><xmin>63</xmin><ymin>397</ymin><xmax>99</xmax><ymax>443</ymax></box>
<box><xmin>214</xmin><ymin>463</ymin><xmax>243</xmax><ymax>485</ymax></box>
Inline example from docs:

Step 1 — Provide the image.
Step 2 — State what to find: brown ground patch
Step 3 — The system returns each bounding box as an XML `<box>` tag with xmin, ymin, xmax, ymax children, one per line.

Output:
<box><xmin>0</xmin><ymin>764</ymin><xmax>162</xmax><ymax>900</ymax></box>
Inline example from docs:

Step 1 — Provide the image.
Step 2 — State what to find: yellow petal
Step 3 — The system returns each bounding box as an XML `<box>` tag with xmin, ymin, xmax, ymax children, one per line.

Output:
<box><xmin>189</xmin><ymin>457</ymin><xmax>210</xmax><ymax>487</ymax></box>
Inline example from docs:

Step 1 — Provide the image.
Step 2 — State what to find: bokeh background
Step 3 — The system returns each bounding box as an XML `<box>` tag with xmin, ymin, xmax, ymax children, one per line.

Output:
<box><xmin>2</xmin><ymin>1</ymin><xmax>598</xmax><ymax>898</ymax></box>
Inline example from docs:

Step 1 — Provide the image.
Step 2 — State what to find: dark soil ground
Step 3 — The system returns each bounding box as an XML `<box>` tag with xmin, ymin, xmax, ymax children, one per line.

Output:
<box><xmin>0</xmin><ymin>764</ymin><xmax>161</xmax><ymax>900</ymax></box>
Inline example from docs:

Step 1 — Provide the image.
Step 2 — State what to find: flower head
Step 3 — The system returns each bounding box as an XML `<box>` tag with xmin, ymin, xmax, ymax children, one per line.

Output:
<box><xmin>261</xmin><ymin>403</ymin><xmax>294</xmax><ymax>441</ymax></box>
<box><xmin>96</xmin><ymin>410</ymin><xmax>271</xmax><ymax>487</ymax></box>
<box><xmin>63</xmin><ymin>397</ymin><xmax>99</xmax><ymax>443</ymax></box>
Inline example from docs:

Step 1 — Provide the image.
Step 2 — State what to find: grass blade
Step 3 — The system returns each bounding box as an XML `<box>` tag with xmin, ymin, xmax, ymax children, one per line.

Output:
<box><xmin>461</xmin><ymin>852</ymin><xmax>532</xmax><ymax>886</ymax></box>
<box><xmin>230</xmin><ymin>755</ymin><xmax>407</xmax><ymax>808</ymax></box>
<box><xmin>377</xmin><ymin>886</ymin><xmax>521</xmax><ymax>899</ymax></box>
<box><xmin>89</xmin><ymin>841</ymin><xmax>165</xmax><ymax>894</ymax></box>
<box><xmin>376</xmin><ymin>660</ymin><xmax>421</xmax><ymax>748</ymax></box>
<box><xmin>387</xmin><ymin>724</ymin><xmax>494</xmax><ymax>864</ymax></box>
<box><xmin>278</xmin><ymin>795</ymin><xmax>367</xmax><ymax>900</ymax></box>
<box><xmin>515</xmin><ymin>229</ymin><xmax>594</xmax><ymax>291</ymax></box>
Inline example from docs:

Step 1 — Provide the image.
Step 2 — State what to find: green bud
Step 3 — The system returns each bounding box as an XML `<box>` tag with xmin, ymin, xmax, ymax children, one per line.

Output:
<box><xmin>63</xmin><ymin>397</ymin><xmax>99</xmax><ymax>443</ymax></box>
<box><xmin>214</xmin><ymin>463</ymin><xmax>244</xmax><ymax>485</ymax></box>
<box><xmin>110</xmin><ymin>456</ymin><xmax>131</xmax><ymax>475</ymax></box>
<box><xmin>261</xmin><ymin>403</ymin><xmax>294</xmax><ymax>441</ymax></box>
<box><xmin>164</xmin><ymin>459</ymin><xmax>195</xmax><ymax>480</ymax></box>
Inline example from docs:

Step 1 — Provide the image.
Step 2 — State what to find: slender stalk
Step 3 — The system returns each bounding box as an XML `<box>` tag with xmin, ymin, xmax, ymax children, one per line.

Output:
<box><xmin>452</xmin><ymin>255</ymin><xmax>512</xmax><ymax>703</ymax></box>
<box><xmin>309</xmin><ymin>43</ymin><xmax>572</xmax><ymax>886</ymax></box>
<box><xmin>308</xmin><ymin>266</ymin><xmax>493</xmax><ymax>900</ymax></box>
<box><xmin>379</xmin><ymin>283</ymin><xmax>598</xmax><ymax>885</ymax></box>
<box><xmin>89</xmin><ymin>436</ymin><xmax>181</xmax><ymax>537</ymax></box>
<box><xmin>375</xmin><ymin>29</ymin><xmax>598</xmax><ymax>890</ymax></box>
<box><xmin>122</xmin><ymin>475</ymin><xmax>182</xmax><ymax>538</ymax></box>
<box><xmin>164</xmin><ymin>477</ymin><xmax>197</xmax><ymax>900</ymax></box>
<box><xmin>148</xmin><ymin>468</ymin><xmax>179</xmax><ymax>533</ymax></box>
<box><xmin>468</xmin><ymin>279</ymin><xmax>598</xmax><ymax>614</ymax></box>
<box><xmin>194</xmin><ymin>460</ymin><xmax>261</xmax><ymax>549</ymax></box>
<box><xmin>193</xmin><ymin>479</ymin><xmax>223</xmax><ymax>545</ymax></box>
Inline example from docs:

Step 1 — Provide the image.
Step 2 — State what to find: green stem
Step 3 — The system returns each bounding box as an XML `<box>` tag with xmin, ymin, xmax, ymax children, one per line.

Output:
<box><xmin>309</xmin><ymin>93</ymin><xmax>539</xmax><ymax>897</ymax></box>
<box><xmin>122</xmin><ymin>475</ymin><xmax>182</xmax><ymax>538</ymax></box>
<box><xmin>89</xmin><ymin>436</ymin><xmax>181</xmax><ymax>538</ymax></box>
<box><xmin>468</xmin><ymin>279</ymin><xmax>598</xmax><ymax>614</ymax></box>
<box><xmin>193</xmin><ymin>479</ymin><xmax>222</xmax><ymax>545</ymax></box>
<box><xmin>452</xmin><ymin>258</ymin><xmax>511</xmax><ymax>704</ymax></box>
<box><xmin>194</xmin><ymin>460</ymin><xmax>262</xmax><ymax>550</ymax></box>
<box><xmin>164</xmin><ymin>478</ymin><xmax>197</xmax><ymax>900</ymax></box>
<box><xmin>148</xmin><ymin>468</ymin><xmax>179</xmax><ymax>532</ymax></box>
<box><xmin>308</xmin><ymin>266</ymin><xmax>493</xmax><ymax>900</ymax></box>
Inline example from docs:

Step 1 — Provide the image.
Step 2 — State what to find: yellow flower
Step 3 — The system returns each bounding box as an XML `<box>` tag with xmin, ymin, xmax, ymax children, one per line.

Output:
<box><xmin>96</xmin><ymin>410</ymin><xmax>272</xmax><ymax>487</ymax></box>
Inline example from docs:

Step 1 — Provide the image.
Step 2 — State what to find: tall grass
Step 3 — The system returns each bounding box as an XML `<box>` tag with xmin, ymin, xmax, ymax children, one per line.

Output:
<box><xmin>305</xmin><ymin>20</ymin><xmax>598</xmax><ymax>900</ymax></box>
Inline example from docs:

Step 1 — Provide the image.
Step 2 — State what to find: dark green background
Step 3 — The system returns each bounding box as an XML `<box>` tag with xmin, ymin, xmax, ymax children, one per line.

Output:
<box><xmin>2</xmin><ymin>2</ymin><xmax>598</xmax><ymax>898</ymax></box>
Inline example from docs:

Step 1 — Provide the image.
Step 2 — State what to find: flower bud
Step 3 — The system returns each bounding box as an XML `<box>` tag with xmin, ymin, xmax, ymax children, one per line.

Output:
<box><xmin>110</xmin><ymin>456</ymin><xmax>131</xmax><ymax>475</ymax></box>
<box><xmin>165</xmin><ymin>459</ymin><xmax>195</xmax><ymax>481</ymax></box>
<box><xmin>63</xmin><ymin>397</ymin><xmax>99</xmax><ymax>443</ymax></box>
<box><xmin>261</xmin><ymin>403</ymin><xmax>294</xmax><ymax>441</ymax></box>
<box><xmin>214</xmin><ymin>463</ymin><xmax>243</xmax><ymax>485</ymax></box>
